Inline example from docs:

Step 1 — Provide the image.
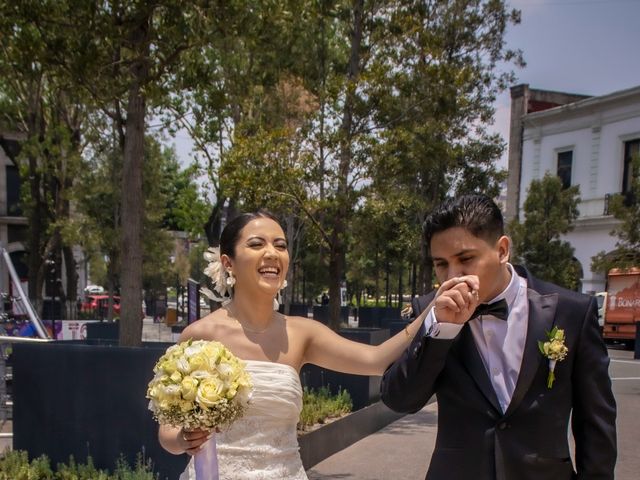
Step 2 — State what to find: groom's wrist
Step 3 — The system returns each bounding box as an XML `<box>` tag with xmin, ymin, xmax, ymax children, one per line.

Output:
<box><xmin>427</xmin><ymin>307</ymin><xmax>463</xmax><ymax>340</ymax></box>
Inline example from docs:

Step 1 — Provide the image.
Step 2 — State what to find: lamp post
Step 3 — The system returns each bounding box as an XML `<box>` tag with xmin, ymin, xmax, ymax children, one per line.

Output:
<box><xmin>169</xmin><ymin>255</ymin><xmax>181</xmax><ymax>321</ymax></box>
<box><xmin>44</xmin><ymin>254</ymin><xmax>57</xmax><ymax>338</ymax></box>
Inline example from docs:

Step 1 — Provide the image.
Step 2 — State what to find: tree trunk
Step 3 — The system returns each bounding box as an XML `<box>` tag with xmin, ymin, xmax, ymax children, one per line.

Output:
<box><xmin>398</xmin><ymin>261</ymin><xmax>403</xmax><ymax>308</ymax></box>
<box><xmin>62</xmin><ymin>245</ymin><xmax>77</xmax><ymax>318</ymax></box>
<box><xmin>26</xmin><ymin>152</ymin><xmax>45</xmax><ymax>302</ymax></box>
<box><xmin>119</xmin><ymin>82</ymin><xmax>145</xmax><ymax>346</ymax></box>
<box><xmin>327</xmin><ymin>0</ymin><xmax>363</xmax><ymax>329</ymax></box>
<box><xmin>204</xmin><ymin>200</ymin><xmax>224</xmax><ymax>247</ymax></box>
<box><xmin>328</xmin><ymin>240</ymin><xmax>344</xmax><ymax>331</ymax></box>
<box><xmin>411</xmin><ymin>261</ymin><xmax>417</xmax><ymax>299</ymax></box>
<box><xmin>119</xmin><ymin>18</ymin><xmax>150</xmax><ymax>346</ymax></box>
<box><xmin>385</xmin><ymin>258</ymin><xmax>390</xmax><ymax>306</ymax></box>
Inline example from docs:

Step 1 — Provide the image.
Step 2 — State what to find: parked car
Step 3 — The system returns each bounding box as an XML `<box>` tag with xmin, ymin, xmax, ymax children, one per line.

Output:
<box><xmin>84</xmin><ymin>284</ymin><xmax>105</xmax><ymax>295</ymax></box>
<box><xmin>81</xmin><ymin>295</ymin><xmax>121</xmax><ymax>315</ymax></box>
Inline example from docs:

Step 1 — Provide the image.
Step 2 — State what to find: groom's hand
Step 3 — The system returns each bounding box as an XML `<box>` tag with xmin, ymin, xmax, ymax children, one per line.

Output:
<box><xmin>433</xmin><ymin>275</ymin><xmax>480</xmax><ymax>325</ymax></box>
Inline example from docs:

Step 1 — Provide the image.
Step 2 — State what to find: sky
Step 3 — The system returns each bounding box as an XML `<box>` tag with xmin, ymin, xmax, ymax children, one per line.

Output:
<box><xmin>171</xmin><ymin>0</ymin><xmax>640</xmax><ymax>173</ymax></box>
<box><xmin>491</xmin><ymin>0</ymin><xmax>640</xmax><ymax>168</ymax></box>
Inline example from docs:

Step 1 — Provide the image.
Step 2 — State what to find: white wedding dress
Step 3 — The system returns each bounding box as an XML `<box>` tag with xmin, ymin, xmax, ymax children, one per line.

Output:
<box><xmin>180</xmin><ymin>360</ymin><xmax>308</xmax><ymax>480</ymax></box>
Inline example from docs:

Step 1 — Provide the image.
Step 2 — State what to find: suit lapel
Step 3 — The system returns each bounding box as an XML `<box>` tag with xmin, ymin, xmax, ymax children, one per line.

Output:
<box><xmin>505</xmin><ymin>289</ymin><xmax>558</xmax><ymax>416</ymax></box>
<box><xmin>458</xmin><ymin>323</ymin><xmax>502</xmax><ymax>413</ymax></box>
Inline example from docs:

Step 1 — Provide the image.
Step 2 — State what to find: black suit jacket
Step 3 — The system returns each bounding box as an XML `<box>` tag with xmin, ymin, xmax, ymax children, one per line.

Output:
<box><xmin>381</xmin><ymin>266</ymin><xmax>616</xmax><ymax>480</ymax></box>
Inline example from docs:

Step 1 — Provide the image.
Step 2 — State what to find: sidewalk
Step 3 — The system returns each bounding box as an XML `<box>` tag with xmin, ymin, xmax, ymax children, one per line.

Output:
<box><xmin>141</xmin><ymin>317</ymin><xmax>175</xmax><ymax>342</ymax></box>
<box><xmin>307</xmin><ymin>403</ymin><xmax>437</xmax><ymax>480</ymax></box>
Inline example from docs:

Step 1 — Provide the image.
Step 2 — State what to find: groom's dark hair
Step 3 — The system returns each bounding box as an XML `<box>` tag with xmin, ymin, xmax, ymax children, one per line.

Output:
<box><xmin>423</xmin><ymin>194</ymin><xmax>504</xmax><ymax>252</ymax></box>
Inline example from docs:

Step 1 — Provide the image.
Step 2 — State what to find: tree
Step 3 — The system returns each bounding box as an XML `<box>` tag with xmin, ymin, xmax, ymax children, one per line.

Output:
<box><xmin>0</xmin><ymin>7</ymin><xmax>92</xmax><ymax>315</ymax></box>
<box><xmin>194</xmin><ymin>0</ymin><xmax>520</xmax><ymax>328</ymax></box>
<box><xmin>592</xmin><ymin>154</ymin><xmax>640</xmax><ymax>273</ymax></box>
<box><xmin>509</xmin><ymin>173</ymin><xmax>581</xmax><ymax>290</ymax></box>
<box><xmin>364</xmin><ymin>0</ymin><xmax>518</xmax><ymax>293</ymax></box>
<box><xmin>72</xmin><ymin>136</ymin><xmax>189</xmax><ymax>318</ymax></box>
<box><xmin>158</xmin><ymin>148</ymin><xmax>210</xmax><ymax>237</ymax></box>
<box><xmin>6</xmin><ymin>0</ymin><xmax>220</xmax><ymax>345</ymax></box>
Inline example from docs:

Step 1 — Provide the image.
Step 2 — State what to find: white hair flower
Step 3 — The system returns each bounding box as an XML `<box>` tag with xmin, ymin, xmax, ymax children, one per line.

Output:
<box><xmin>201</xmin><ymin>247</ymin><xmax>232</xmax><ymax>303</ymax></box>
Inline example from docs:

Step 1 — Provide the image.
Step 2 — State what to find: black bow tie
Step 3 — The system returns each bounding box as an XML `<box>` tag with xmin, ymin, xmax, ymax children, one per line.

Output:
<box><xmin>470</xmin><ymin>299</ymin><xmax>509</xmax><ymax>321</ymax></box>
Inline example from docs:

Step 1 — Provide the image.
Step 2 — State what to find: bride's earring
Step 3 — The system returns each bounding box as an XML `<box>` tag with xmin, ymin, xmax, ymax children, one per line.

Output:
<box><xmin>226</xmin><ymin>271</ymin><xmax>236</xmax><ymax>287</ymax></box>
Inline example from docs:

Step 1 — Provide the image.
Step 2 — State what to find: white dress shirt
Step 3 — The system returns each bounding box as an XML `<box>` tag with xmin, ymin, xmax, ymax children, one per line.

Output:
<box><xmin>421</xmin><ymin>264</ymin><xmax>529</xmax><ymax>412</ymax></box>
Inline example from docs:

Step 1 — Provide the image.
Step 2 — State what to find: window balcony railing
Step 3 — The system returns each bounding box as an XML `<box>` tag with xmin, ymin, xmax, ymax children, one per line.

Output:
<box><xmin>604</xmin><ymin>193</ymin><xmax>613</xmax><ymax>215</ymax></box>
<box><xmin>604</xmin><ymin>192</ymin><xmax>636</xmax><ymax>215</ymax></box>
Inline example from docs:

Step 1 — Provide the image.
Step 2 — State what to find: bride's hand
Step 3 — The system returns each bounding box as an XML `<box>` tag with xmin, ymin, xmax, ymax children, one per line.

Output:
<box><xmin>433</xmin><ymin>275</ymin><xmax>480</xmax><ymax>325</ymax></box>
<box><xmin>181</xmin><ymin>428</ymin><xmax>212</xmax><ymax>456</ymax></box>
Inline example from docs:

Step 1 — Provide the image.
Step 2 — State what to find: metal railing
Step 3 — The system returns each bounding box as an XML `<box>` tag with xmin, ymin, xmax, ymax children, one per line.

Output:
<box><xmin>0</xmin><ymin>246</ymin><xmax>54</xmax><ymax>442</ymax></box>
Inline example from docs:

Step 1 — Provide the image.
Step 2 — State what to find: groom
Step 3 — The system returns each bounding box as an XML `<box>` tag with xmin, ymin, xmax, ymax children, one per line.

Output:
<box><xmin>381</xmin><ymin>194</ymin><xmax>616</xmax><ymax>480</ymax></box>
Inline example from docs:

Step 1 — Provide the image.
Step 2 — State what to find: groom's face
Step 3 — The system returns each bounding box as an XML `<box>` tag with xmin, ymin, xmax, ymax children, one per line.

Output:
<box><xmin>430</xmin><ymin>227</ymin><xmax>510</xmax><ymax>303</ymax></box>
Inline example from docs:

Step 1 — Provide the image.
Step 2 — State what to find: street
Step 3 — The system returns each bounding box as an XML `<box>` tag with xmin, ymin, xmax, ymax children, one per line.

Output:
<box><xmin>608</xmin><ymin>347</ymin><xmax>640</xmax><ymax>479</ymax></box>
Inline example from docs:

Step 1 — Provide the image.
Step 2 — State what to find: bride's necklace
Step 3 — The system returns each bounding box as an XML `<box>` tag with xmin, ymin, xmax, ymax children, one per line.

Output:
<box><xmin>226</xmin><ymin>306</ymin><xmax>276</xmax><ymax>334</ymax></box>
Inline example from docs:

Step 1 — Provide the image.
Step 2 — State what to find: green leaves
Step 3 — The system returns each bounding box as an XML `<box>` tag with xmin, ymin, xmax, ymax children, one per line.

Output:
<box><xmin>510</xmin><ymin>173</ymin><xmax>582</xmax><ymax>290</ymax></box>
<box><xmin>591</xmin><ymin>154</ymin><xmax>640</xmax><ymax>273</ymax></box>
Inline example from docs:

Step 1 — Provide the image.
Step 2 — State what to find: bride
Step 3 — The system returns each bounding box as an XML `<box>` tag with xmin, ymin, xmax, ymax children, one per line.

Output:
<box><xmin>158</xmin><ymin>211</ymin><xmax>477</xmax><ymax>479</ymax></box>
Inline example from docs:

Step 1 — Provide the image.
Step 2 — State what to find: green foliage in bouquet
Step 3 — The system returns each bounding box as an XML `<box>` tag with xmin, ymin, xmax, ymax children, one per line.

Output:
<box><xmin>298</xmin><ymin>386</ymin><xmax>353</xmax><ymax>430</ymax></box>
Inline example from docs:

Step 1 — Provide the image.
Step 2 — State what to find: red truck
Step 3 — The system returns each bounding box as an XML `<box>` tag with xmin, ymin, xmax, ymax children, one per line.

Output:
<box><xmin>602</xmin><ymin>268</ymin><xmax>640</xmax><ymax>348</ymax></box>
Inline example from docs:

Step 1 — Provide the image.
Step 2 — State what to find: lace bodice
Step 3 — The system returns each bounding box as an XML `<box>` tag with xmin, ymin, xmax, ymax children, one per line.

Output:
<box><xmin>180</xmin><ymin>360</ymin><xmax>307</xmax><ymax>480</ymax></box>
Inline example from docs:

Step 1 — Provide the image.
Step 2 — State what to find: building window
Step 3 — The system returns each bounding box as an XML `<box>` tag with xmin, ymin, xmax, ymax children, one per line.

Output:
<box><xmin>623</xmin><ymin>139</ymin><xmax>639</xmax><ymax>194</ymax></box>
<box><xmin>557</xmin><ymin>150</ymin><xmax>573</xmax><ymax>189</ymax></box>
<box><xmin>6</xmin><ymin>165</ymin><xmax>22</xmax><ymax>216</ymax></box>
<box><xmin>8</xmin><ymin>225</ymin><xmax>28</xmax><ymax>244</ymax></box>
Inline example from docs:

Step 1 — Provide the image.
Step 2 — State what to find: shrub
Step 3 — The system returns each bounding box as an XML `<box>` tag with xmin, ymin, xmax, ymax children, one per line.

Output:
<box><xmin>0</xmin><ymin>450</ymin><xmax>156</xmax><ymax>479</ymax></box>
<box><xmin>0</xmin><ymin>450</ymin><xmax>53</xmax><ymax>480</ymax></box>
<box><xmin>298</xmin><ymin>386</ymin><xmax>352</xmax><ymax>431</ymax></box>
<box><xmin>55</xmin><ymin>455</ymin><xmax>109</xmax><ymax>480</ymax></box>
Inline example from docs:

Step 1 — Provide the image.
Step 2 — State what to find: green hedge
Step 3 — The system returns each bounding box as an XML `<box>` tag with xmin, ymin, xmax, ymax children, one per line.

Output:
<box><xmin>298</xmin><ymin>386</ymin><xmax>353</xmax><ymax>431</ymax></box>
<box><xmin>0</xmin><ymin>450</ymin><xmax>156</xmax><ymax>480</ymax></box>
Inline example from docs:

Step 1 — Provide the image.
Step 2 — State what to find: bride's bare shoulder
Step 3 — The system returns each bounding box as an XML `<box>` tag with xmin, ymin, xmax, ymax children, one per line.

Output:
<box><xmin>178</xmin><ymin>307</ymin><xmax>230</xmax><ymax>342</ymax></box>
<box><xmin>284</xmin><ymin>314</ymin><xmax>327</xmax><ymax>334</ymax></box>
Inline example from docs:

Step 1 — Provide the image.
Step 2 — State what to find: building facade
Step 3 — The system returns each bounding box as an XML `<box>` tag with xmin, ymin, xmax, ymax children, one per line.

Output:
<box><xmin>0</xmin><ymin>133</ymin><xmax>89</xmax><ymax>303</ymax></box>
<box><xmin>506</xmin><ymin>84</ymin><xmax>640</xmax><ymax>294</ymax></box>
<box><xmin>0</xmin><ymin>133</ymin><xmax>29</xmax><ymax>295</ymax></box>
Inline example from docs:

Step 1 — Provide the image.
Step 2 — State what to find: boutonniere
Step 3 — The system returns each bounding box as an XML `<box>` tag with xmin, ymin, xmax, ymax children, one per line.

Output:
<box><xmin>538</xmin><ymin>326</ymin><xmax>569</xmax><ymax>389</ymax></box>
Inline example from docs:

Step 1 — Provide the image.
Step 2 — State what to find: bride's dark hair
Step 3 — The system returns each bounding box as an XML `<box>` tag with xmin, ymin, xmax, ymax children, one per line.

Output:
<box><xmin>220</xmin><ymin>210</ymin><xmax>282</xmax><ymax>259</ymax></box>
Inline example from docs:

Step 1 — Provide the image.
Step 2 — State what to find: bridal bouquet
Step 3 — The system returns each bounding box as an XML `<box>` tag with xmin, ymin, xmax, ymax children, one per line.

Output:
<box><xmin>147</xmin><ymin>339</ymin><xmax>252</xmax><ymax>430</ymax></box>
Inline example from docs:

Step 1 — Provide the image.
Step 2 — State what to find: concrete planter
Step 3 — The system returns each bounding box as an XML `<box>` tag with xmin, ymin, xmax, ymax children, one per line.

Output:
<box><xmin>85</xmin><ymin>321</ymin><xmax>119</xmax><ymax>340</ymax></box>
<box><xmin>12</xmin><ymin>342</ymin><xmax>188</xmax><ymax>479</ymax></box>
<box><xmin>298</xmin><ymin>401</ymin><xmax>404</xmax><ymax>470</ymax></box>
<box><xmin>312</xmin><ymin>306</ymin><xmax>350</xmax><ymax>325</ymax></box>
<box><xmin>357</xmin><ymin>307</ymin><xmax>402</xmax><ymax>328</ymax></box>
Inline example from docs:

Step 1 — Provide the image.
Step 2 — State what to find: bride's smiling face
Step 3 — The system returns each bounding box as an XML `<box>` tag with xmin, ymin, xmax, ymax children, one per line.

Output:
<box><xmin>225</xmin><ymin>218</ymin><xmax>289</xmax><ymax>296</ymax></box>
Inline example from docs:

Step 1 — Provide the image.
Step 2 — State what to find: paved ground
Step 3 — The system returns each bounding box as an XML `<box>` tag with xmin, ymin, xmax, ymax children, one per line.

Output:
<box><xmin>308</xmin><ymin>346</ymin><xmax>640</xmax><ymax>480</ymax></box>
<box><xmin>141</xmin><ymin>316</ymin><xmax>176</xmax><ymax>342</ymax></box>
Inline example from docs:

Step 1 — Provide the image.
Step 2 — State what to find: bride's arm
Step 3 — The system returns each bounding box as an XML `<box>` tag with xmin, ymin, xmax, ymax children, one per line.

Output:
<box><xmin>302</xmin><ymin>276</ymin><xmax>478</xmax><ymax>376</ymax></box>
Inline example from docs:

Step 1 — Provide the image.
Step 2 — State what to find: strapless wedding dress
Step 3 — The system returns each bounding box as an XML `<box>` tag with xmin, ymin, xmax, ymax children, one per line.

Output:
<box><xmin>180</xmin><ymin>360</ymin><xmax>307</xmax><ymax>479</ymax></box>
